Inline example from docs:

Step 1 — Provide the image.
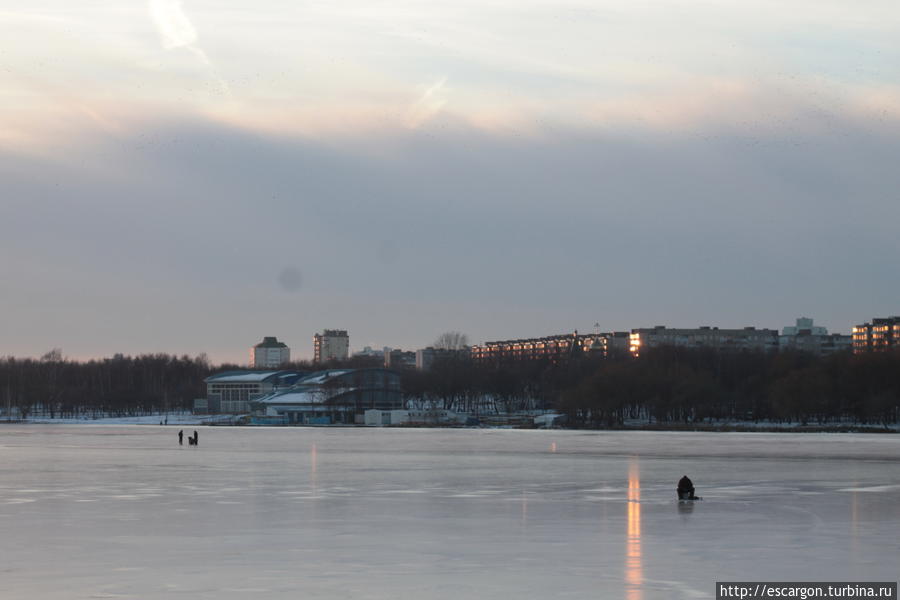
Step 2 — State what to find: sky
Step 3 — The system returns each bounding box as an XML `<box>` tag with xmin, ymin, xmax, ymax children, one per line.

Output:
<box><xmin>1</xmin><ymin>0</ymin><xmax>899</xmax><ymax>363</ymax></box>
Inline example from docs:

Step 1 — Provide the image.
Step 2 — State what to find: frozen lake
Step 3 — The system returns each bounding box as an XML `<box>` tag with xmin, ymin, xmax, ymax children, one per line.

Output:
<box><xmin>1</xmin><ymin>426</ymin><xmax>898</xmax><ymax>599</ymax></box>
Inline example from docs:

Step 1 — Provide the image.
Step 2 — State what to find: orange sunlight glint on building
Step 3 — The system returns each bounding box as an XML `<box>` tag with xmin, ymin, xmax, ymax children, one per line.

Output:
<box><xmin>626</xmin><ymin>458</ymin><xmax>643</xmax><ymax>600</ymax></box>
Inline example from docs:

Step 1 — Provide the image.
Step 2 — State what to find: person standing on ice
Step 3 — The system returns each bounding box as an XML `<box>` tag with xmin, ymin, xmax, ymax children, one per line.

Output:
<box><xmin>677</xmin><ymin>475</ymin><xmax>696</xmax><ymax>500</ymax></box>
<box><xmin>193</xmin><ymin>430</ymin><xmax>199</xmax><ymax>446</ymax></box>
<box><xmin>178</xmin><ymin>430</ymin><xmax>184</xmax><ymax>445</ymax></box>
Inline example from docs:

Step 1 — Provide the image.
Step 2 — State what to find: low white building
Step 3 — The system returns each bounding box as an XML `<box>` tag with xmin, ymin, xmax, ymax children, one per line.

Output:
<box><xmin>534</xmin><ymin>413</ymin><xmax>566</xmax><ymax>428</ymax></box>
<box><xmin>364</xmin><ymin>409</ymin><xmax>463</xmax><ymax>426</ymax></box>
<box><xmin>364</xmin><ymin>409</ymin><xmax>414</xmax><ymax>426</ymax></box>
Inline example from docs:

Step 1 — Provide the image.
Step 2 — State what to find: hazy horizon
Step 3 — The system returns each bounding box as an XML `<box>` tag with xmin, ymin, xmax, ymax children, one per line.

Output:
<box><xmin>2</xmin><ymin>1</ymin><xmax>899</xmax><ymax>363</ymax></box>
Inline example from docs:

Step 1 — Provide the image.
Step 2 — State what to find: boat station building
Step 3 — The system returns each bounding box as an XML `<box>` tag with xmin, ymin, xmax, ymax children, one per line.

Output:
<box><xmin>251</xmin><ymin>369</ymin><xmax>402</xmax><ymax>425</ymax></box>
<box><xmin>197</xmin><ymin>370</ymin><xmax>306</xmax><ymax>414</ymax></box>
<box><xmin>196</xmin><ymin>368</ymin><xmax>402</xmax><ymax>425</ymax></box>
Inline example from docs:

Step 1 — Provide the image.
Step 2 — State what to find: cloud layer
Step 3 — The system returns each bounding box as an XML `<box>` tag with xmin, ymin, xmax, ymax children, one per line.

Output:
<box><xmin>2</xmin><ymin>106</ymin><xmax>899</xmax><ymax>361</ymax></box>
<box><xmin>1</xmin><ymin>0</ymin><xmax>899</xmax><ymax>361</ymax></box>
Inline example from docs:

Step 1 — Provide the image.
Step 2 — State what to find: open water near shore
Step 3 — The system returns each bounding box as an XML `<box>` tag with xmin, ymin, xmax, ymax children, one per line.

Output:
<box><xmin>1</xmin><ymin>426</ymin><xmax>898</xmax><ymax>599</ymax></box>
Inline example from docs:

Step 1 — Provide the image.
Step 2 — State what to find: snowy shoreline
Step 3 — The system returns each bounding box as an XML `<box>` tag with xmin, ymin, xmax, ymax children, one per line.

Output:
<box><xmin>0</xmin><ymin>414</ymin><xmax>240</xmax><ymax>426</ymax></box>
<box><xmin>2</xmin><ymin>414</ymin><xmax>897</xmax><ymax>432</ymax></box>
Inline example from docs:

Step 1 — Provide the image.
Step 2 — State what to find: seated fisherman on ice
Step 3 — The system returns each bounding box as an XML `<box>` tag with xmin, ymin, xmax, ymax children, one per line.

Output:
<box><xmin>677</xmin><ymin>475</ymin><xmax>697</xmax><ymax>500</ymax></box>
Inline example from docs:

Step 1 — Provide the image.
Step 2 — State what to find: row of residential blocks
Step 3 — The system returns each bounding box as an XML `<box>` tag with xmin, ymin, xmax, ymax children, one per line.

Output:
<box><xmin>251</xmin><ymin>316</ymin><xmax>899</xmax><ymax>370</ymax></box>
<box><xmin>451</xmin><ymin>315</ymin><xmax>900</xmax><ymax>363</ymax></box>
<box><xmin>472</xmin><ymin>325</ymin><xmax>831</xmax><ymax>363</ymax></box>
<box><xmin>473</xmin><ymin>316</ymin><xmax>900</xmax><ymax>363</ymax></box>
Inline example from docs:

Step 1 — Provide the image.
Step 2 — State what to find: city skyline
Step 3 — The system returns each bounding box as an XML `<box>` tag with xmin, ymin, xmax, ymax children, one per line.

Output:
<box><xmin>2</xmin><ymin>1</ymin><xmax>899</xmax><ymax>364</ymax></box>
<box><xmin>2</xmin><ymin>313</ymin><xmax>889</xmax><ymax>364</ymax></box>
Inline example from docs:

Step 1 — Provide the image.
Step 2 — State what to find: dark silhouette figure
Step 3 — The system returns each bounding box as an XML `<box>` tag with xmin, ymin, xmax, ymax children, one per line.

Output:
<box><xmin>677</xmin><ymin>475</ymin><xmax>696</xmax><ymax>500</ymax></box>
<box><xmin>193</xmin><ymin>430</ymin><xmax>199</xmax><ymax>446</ymax></box>
<box><xmin>178</xmin><ymin>430</ymin><xmax>184</xmax><ymax>445</ymax></box>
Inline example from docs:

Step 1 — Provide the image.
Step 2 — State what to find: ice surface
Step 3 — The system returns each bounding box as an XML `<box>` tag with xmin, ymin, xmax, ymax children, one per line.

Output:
<box><xmin>1</xmin><ymin>427</ymin><xmax>898</xmax><ymax>599</ymax></box>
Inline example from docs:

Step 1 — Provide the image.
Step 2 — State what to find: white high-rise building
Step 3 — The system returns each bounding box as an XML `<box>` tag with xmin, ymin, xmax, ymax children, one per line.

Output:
<box><xmin>780</xmin><ymin>317</ymin><xmax>851</xmax><ymax>355</ymax></box>
<box><xmin>313</xmin><ymin>329</ymin><xmax>350</xmax><ymax>363</ymax></box>
<box><xmin>781</xmin><ymin>317</ymin><xmax>827</xmax><ymax>337</ymax></box>
<box><xmin>251</xmin><ymin>336</ymin><xmax>291</xmax><ymax>368</ymax></box>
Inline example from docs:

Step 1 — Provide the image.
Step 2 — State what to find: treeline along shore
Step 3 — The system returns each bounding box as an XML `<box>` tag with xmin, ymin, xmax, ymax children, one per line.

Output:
<box><xmin>1</xmin><ymin>348</ymin><xmax>898</xmax><ymax>428</ymax></box>
<box><xmin>0</xmin><ymin>352</ymin><xmax>209</xmax><ymax>419</ymax></box>
<box><xmin>407</xmin><ymin>348</ymin><xmax>900</xmax><ymax>428</ymax></box>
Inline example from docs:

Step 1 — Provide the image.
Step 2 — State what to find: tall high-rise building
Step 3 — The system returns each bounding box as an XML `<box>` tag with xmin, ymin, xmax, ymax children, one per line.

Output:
<box><xmin>313</xmin><ymin>329</ymin><xmax>350</xmax><ymax>363</ymax></box>
<box><xmin>251</xmin><ymin>336</ymin><xmax>290</xmax><ymax>368</ymax></box>
<box><xmin>852</xmin><ymin>317</ymin><xmax>900</xmax><ymax>354</ymax></box>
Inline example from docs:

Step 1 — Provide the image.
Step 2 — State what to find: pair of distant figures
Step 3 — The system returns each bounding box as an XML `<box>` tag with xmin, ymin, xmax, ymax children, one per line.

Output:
<box><xmin>178</xmin><ymin>430</ymin><xmax>198</xmax><ymax>446</ymax></box>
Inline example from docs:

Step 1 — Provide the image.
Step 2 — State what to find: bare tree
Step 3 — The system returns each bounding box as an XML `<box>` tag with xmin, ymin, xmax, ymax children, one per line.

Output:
<box><xmin>433</xmin><ymin>331</ymin><xmax>469</xmax><ymax>350</ymax></box>
<box><xmin>41</xmin><ymin>348</ymin><xmax>63</xmax><ymax>362</ymax></box>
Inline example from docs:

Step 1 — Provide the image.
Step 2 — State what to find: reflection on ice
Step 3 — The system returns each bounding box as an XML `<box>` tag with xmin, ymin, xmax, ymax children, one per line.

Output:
<box><xmin>521</xmin><ymin>490</ymin><xmax>528</xmax><ymax>525</ymax></box>
<box><xmin>625</xmin><ymin>458</ymin><xmax>642</xmax><ymax>600</ymax></box>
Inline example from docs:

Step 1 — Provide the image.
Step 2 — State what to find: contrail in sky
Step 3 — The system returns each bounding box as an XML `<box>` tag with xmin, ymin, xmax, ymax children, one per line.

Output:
<box><xmin>148</xmin><ymin>0</ymin><xmax>231</xmax><ymax>99</ymax></box>
<box><xmin>406</xmin><ymin>77</ymin><xmax>448</xmax><ymax>129</ymax></box>
<box><xmin>148</xmin><ymin>0</ymin><xmax>197</xmax><ymax>49</ymax></box>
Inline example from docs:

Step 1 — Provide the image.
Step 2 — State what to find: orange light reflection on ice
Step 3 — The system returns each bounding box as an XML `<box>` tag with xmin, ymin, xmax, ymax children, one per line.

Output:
<box><xmin>625</xmin><ymin>459</ymin><xmax>642</xmax><ymax>600</ymax></box>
